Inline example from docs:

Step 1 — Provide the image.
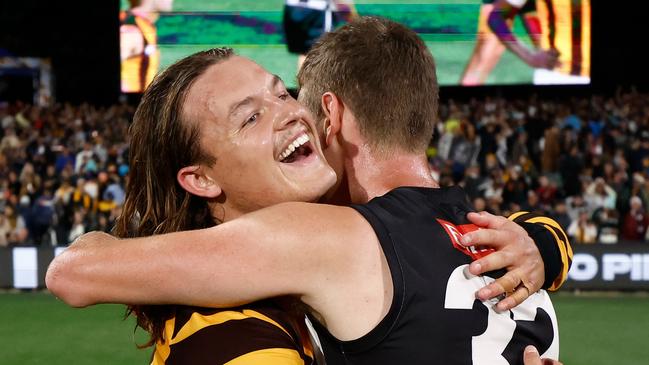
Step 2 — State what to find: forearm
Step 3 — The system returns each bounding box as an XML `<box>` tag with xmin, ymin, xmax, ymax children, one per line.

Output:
<box><xmin>46</xmin><ymin>229</ymin><xmax>263</xmax><ymax>307</ymax></box>
<box><xmin>46</xmin><ymin>204</ymin><xmax>340</xmax><ymax>308</ymax></box>
<box><xmin>47</xmin><ymin>232</ymin><xmax>190</xmax><ymax>307</ymax></box>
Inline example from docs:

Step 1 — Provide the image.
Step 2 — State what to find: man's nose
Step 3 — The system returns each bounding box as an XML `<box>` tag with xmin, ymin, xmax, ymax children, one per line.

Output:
<box><xmin>273</xmin><ymin>99</ymin><xmax>305</xmax><ymax>130</ymax></box>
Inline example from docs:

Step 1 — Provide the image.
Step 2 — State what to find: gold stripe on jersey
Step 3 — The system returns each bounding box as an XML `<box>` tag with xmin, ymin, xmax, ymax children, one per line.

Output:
<box><xmin>541</xmin><ymin>223</ymin><xmax>570</xmax><ymax>290</ymax></box>
<box><xmin>152</xmin><ymin>306</ymin><xmax>311</xmax><ymax>365</ymax></box>
<box><xmin>224</xmin><ymin>348</ymin><xmax>305</xmax><ymax>365</ymax></box>
<box><xmin>170</xmin><ymin>309</ymin><xmax>291</xmax><ymax>344</ymax></box>
<box><xmin>508</xmin><ymin>211</ymin><xmax>528</xmax><ymax>221</ymax></box>
<box><xmin>524</xmin><ymin>216</ymin><xmax>573</xmax><ymax>259</ymax></box>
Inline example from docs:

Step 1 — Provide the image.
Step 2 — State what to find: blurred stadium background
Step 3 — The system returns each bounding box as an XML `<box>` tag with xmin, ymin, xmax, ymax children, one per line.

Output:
<box><xmin>2</xmin><ymin>0</ymin><xmax>649</xmax><ymax>364</ymax></box>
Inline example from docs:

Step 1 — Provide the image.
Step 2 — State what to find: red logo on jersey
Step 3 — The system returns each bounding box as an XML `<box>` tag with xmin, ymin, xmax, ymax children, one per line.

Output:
<box><xmin>436</xmin><ymin>218</ymin><xmax>495</xmax><ymax>260</ymax></box>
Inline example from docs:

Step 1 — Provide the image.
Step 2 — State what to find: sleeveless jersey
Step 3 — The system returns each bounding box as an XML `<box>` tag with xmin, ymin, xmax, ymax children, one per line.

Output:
<box><xmin>311</xmin><ymin>186</ymin><xmax>559</xmax><ymax>365</ymax></box>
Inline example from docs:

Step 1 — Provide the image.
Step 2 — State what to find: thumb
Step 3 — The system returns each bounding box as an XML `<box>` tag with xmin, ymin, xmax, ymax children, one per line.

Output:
<box><xmin>523</xmin><ymin>345</ymin><xmax>541</xmax><ymax>365</ymax></box>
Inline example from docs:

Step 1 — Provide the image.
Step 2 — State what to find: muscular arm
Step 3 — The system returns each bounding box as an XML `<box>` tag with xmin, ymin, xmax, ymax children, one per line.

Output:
<box><xmin>46</xmin><ymin>202</ymin><xmax>371</xmax><ymax>308</ymax></box>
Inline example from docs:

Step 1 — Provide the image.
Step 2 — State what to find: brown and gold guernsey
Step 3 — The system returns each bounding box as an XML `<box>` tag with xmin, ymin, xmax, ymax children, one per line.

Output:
<box><xmin>535</xmin><ymin>0</ymin><xmax>591</xmax><ymax>77</ymax></box>
<box><xmin>152</xmin><ymin>300</ymin><xmax>313</xmax><ymax>365</ymax></box>
<box><xmin>120</xmin><ymin>10</ymin><xmax>159</xmax><ymax>93</ymax></box>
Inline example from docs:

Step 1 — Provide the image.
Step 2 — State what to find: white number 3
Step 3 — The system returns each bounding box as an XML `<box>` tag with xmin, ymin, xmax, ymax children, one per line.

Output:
<box><xmin>444</xmin><ymin>265</ymin><xmax>560</xmax><ymax>365</ymax></box>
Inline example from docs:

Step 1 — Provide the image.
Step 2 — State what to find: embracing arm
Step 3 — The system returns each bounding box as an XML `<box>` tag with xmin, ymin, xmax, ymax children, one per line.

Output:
<box><xmin>46</xmin><ymin>202</ymin><xmax>367</xmax><ymax>308</ymax></box>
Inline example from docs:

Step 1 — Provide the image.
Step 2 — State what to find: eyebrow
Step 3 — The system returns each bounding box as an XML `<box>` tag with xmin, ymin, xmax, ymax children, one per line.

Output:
<box><xmin>228</xmin><ymin>75</ymin><xmax>286</xmax><ymax>118</ymax></box>
<box><xmin>228</xmin><ymin>96</ymin><xmax>255</xmax><ymax>118</ymax></box>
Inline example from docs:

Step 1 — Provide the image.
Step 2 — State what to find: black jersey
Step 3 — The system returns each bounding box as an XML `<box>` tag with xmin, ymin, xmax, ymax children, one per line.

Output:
<box><xmin>311</xmin><ymin>186</ymin><xmax>559</xmax><ymax>365</ymax></box>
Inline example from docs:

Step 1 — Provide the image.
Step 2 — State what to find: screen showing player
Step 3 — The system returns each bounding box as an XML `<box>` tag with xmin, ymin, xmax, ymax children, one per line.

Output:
<box><xmin>119</xmin><ymin>0</ymin><xmax>591</xmax><ymax>92</ymax></box>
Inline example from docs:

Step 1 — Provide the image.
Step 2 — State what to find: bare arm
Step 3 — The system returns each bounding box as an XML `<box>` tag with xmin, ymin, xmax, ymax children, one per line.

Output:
<box><xmin>46</xmin><ymin>202</ymin><xmax>371</xmax><ymax>308</ymax></box>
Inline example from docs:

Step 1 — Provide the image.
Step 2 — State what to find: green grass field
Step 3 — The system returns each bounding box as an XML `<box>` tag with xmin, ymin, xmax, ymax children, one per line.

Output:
<box><xmin>1</xmin><ymin>291</ymin><xmax>647</xmax><ymax>364</ymax></box>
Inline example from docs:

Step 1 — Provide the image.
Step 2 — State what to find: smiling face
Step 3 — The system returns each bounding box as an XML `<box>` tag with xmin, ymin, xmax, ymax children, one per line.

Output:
<box><xmin>183</xmin><ymin>56</ymin><xmax>336</xmax><ymax>220</ymax></box>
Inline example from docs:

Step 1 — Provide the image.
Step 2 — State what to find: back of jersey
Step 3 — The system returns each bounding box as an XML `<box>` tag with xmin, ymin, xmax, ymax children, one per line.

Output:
<box><xmin>312</xmin><ymin>185</ymin><xmax>559</xmax><ymax>365</ymax></box>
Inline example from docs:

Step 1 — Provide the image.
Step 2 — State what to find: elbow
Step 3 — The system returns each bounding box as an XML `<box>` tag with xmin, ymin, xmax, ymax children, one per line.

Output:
<box><xmin>45</xmin><ymin>250</ymin><xmax>93</xmax><ymax>308</ymax></box>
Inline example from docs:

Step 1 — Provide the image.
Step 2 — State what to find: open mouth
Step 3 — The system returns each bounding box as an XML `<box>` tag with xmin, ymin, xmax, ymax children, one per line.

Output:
<box><xmin>278</xmin><ymin>133</ymin><xmax>315</xmax><ymax>164</ymax></box>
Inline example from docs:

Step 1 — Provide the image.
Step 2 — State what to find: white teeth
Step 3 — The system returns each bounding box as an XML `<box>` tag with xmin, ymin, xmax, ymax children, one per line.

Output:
<box><xmin>279</xmin><ymin>133</ymin><xmax>310</xmax><ymax>161</ymax></box>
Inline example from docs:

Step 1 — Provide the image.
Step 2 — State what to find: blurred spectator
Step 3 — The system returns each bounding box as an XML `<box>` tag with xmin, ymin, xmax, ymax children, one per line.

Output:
<box><xmin>0</xmin><ymin>128</ymin><xmax>21</xmax><ymax>151</ymax></box>
<box><xmin>463</xmin><ymin>165</ymin><xmax>487</xmax><ymax>200</ymax></box>
<box><xmin>536</xmin><ymin>175</ymin><xmax>557</xmax><ymax>209</ymax></box>
<box><xmin>559</xmin><ymin>145</ymin><xmax>584</xmax><ymax>196</ymax></box>
<box><xmin>75</xmin><ymin>142</ymin><xmax>94</xmax><ymax>174</ymax></box>
<box><xmin>473</xmin><ymin>197</ymin><xmax>487</xmax><ymax>212</ymax></box>
<box><xmin>0</xmin><ymin>205</ymin><xmax>28</xmax><ymax>247</ymax></box>
<box><xmin>592</xmin><ymin>208</ymin><xmax>619</xmax><ymax>244</ymax></box>
<box><xmin>55</xmin><ymin>146</ymin><xmax>76</xmax><ymax>173</ymax></box>
<box><xmin>541</xmin><ymin>125</ymin><xmax>560</xmax><ymax>173</ymax></box>
<box><xmin>522</xmin><ymin>190</ymin><xmax>543</xmax><ymax>214</ymax></box>
<box><xmin>567</xmin><ymin>211</ymin><xmax>598</xmax><ymax>244</ymax></box>
<box><xmin>68</xmin><ymin>210</ymin><xmax>87</xmax><ymax>242</ymax></box>
<box><xmin>502</xmin><ymin>166</ymin><xmax>528</xmax><ymax>207</ymax></box>
<box><xmin>552</xmin><ymin>202</ymin><xmax>571</xmax><ymax>230</ymax></box>
<box><xmin>584</xmin><ymin>177</ymin><xmax>617</xmax><ymax>212</ymax></box>
<box><xmin>621</xmin><ymin>196</ymin><xmax>649</xmax><ymax>241</ymax></box>
<box><xmin>29</xmin><ymin>189</ymin><xmax>55</xmax><ymax>245</ymax></box>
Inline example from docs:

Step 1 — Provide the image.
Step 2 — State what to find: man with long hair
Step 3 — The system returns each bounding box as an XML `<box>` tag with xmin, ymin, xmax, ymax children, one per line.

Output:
<box><xmin>49</xmin><ymin>18</ymin><xmax>568</xmax><ymax>364</ymax></box>
<box><xmin>119</xmin><ymin>48</ymin><xmax>330</xmax><ymax>363</ymax></box>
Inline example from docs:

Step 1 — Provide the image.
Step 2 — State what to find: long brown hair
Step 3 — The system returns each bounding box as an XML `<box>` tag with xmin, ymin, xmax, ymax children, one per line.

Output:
<box><xmin>113</xmin><ymin>48</ymin><xmax>234</xmax><ymax>347</ymax></box>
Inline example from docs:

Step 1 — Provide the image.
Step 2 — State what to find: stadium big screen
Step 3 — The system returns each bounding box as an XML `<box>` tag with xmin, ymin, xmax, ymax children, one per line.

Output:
<box><xmin>120</xmin><ymin>0</ymin><xmax>591</xmax><ymax>92</ymax></box>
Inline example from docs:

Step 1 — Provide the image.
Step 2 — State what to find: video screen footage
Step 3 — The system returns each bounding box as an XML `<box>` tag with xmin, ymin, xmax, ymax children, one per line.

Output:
<box><xmin>120</xmin><ymin>0</ymin><xmax>591</xmax><ymax>92</ymax></box>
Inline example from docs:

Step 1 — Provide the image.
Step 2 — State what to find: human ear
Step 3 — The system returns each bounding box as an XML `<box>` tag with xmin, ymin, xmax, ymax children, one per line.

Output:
<box><xmin>321</xmin><ymin>92</ymin><xmax>343</xmax><ymax>147</ymax></box>
<box><xmin>176</xmin><ymin>165</ymin><xmax>222</xmax><ymax>198</ymax></box>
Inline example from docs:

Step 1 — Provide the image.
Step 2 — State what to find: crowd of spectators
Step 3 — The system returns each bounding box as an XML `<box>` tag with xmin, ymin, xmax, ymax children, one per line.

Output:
<box><xmin>0</xmin><ymin>101</ymin><xmax>132</xmax><ymax>247</ymax></box>
<box><xmin>2</xmin><ymin>88</ymin><xmax>649</xmax><ymax>247</ymax></box>
<box><xmin>430</xmin><ymin>88</ymin><xmax>649</xmax><ymax>244</ymax></box>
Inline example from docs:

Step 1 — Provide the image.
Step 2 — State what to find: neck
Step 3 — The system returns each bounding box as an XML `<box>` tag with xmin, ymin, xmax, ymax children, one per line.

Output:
<box><xmin>331</xmin><ymin>145</ymin><xmax>439</xmax><ymax>204</ymax></box>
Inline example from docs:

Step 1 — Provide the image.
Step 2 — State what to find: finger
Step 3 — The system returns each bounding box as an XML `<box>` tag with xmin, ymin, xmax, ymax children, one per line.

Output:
<box><xmin>496</xmin><ymin>284</ymin><xmax>530</xmax><ymax>311</ymax></box>
<box><xmin>466</xmin><ymin>212</ymin><xmax>490</xmax><ymax>228</ymax></box>
<box><xmin>460</xmin><ymin>228</ymin><xmax>511</xmax><ymax>248</ymax></box>
<box><xmin>523</xmin><ymin>345</ymin><xmax>541</xmax><ymax>365</ymax></box>
<box><xmin>522</xmin><ymin>274</ymin><xmax>542</xmax><ymax>294</ymax></box>
<box><xmin>478</xmin><ymin>269</ymin><xmax>521</xmax><ymax>301</ymax></box>
<box><xmin>469</xmin><ymin>249</ymin><xmax>514</xmax><ymax>276</ymax></box>
<box><xmin>466</xmin><ymin>211</ymin><xmax>508</xmax><ymax>230</ymax></box>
